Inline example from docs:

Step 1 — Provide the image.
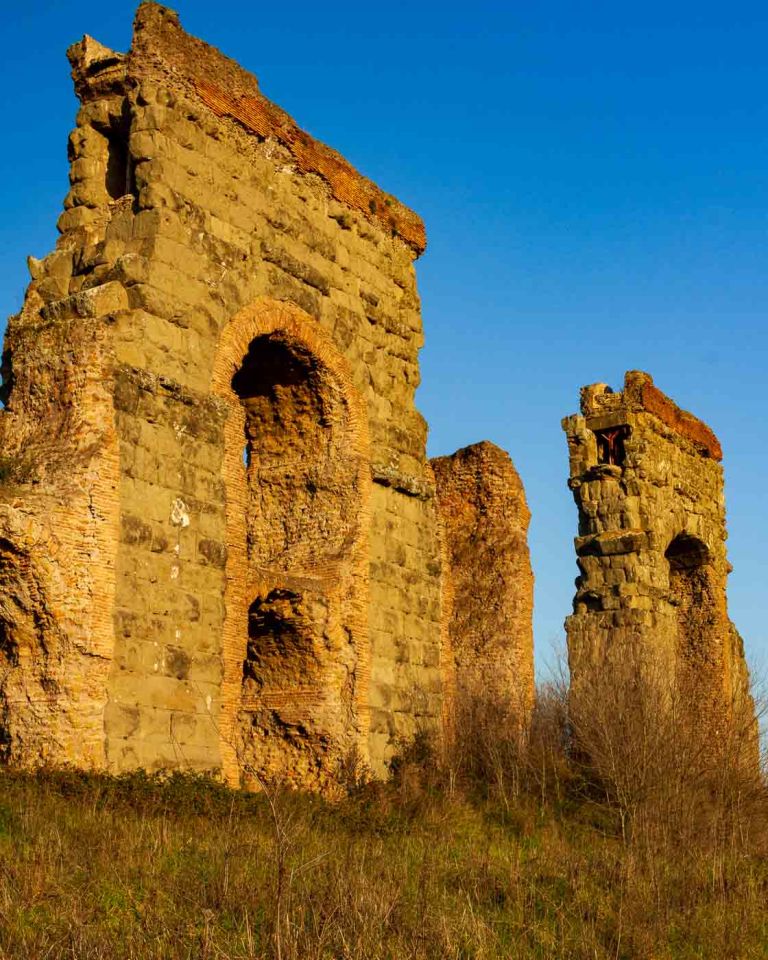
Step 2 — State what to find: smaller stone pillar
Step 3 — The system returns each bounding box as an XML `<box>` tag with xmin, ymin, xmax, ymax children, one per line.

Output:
<box><xmin>432</xmin><ymin>441</ymin><xmax>534</xmax><ymax>719</ymax></box>
<box><xmin>562</xmin><ymin>370</ymin><xmax>753</xmax><ymax>737</ymax></box>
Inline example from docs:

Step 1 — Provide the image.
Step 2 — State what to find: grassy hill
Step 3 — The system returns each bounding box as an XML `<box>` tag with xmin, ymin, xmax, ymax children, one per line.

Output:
<box><xmin>1</xmin><ymin>685</ymin><xmax>766</xmax><ymax>959</ymax></box>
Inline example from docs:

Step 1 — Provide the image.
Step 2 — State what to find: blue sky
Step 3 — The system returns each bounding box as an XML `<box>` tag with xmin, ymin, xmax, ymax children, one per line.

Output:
<box><xmin>1</xmin><ymin>2</ymin><xmax>767</xmax><ymax>677</ymax></box>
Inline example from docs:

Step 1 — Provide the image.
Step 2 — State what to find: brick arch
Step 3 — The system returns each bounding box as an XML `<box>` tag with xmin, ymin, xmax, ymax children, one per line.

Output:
<box><xmin>211</xmin><ymin>298</ymin><xmax>371</xmax><ymax>788</ymax></box>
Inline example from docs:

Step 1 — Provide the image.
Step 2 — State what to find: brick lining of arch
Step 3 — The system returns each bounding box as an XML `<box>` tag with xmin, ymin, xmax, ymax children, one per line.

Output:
<box><xmin>211</xmin><ymin>298</ymin><xmax>371</xmax><ymax>788</ymax></box>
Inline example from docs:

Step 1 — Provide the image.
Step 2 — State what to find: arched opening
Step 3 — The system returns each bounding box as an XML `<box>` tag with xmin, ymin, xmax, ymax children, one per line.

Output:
<box><xmin>665</xmin><ymin>533</ymin><xmax>720</xmax><ymax>707</ymax></box>
<box><xmin>227</xmin><ymin>328</ymin><xmax>365</xmax><ymax>786</ymax></box>
<box><xmin>666</xmin><ymin>533</ymin><xmax>710</xmax><ymax>574</ymax></box>
<box><xmin>232</xmin><ymin>334</ymin><xmax>354</xmax><ymax>572</ymax></box>
<box><xmin>244</xmin><ymin>589</ymin><xmax>320</xmax><ymax>689</ymax></box>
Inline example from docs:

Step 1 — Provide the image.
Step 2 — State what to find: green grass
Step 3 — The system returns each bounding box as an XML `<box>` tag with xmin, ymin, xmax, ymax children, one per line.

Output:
<box><xmin>0</xmin><ymin>765</ymin><xmax>766</xmax><ymax>959</ymax></box>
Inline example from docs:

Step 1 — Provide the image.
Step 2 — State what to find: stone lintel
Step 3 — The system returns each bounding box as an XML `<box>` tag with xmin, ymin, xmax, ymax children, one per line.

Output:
<box><xmin>584</xmin><ymin>410</ymin><xmax>630</xmax><ymax>432</ymax></box>
<box><xmin>575</xmin><ymin>530</ymin><xmax>648</xmax><ymax>557</ymax></box>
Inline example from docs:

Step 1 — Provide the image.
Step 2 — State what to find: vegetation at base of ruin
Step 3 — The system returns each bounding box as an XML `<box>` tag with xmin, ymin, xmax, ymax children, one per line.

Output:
<box><xmin>1</xmin><ymin>669</ymin><xmax>767</xmax><ymax>960</ymax></box>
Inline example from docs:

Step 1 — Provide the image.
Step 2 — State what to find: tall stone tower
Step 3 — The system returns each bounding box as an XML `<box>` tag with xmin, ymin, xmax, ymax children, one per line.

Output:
<box><xmin>562</xmin><ymin>370</ymin><xmax>753</xmax><ymax>733</ymax></box>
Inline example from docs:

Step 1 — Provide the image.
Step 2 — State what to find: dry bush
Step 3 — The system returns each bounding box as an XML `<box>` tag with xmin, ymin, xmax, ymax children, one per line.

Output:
<box><xmin>436</xmin><ymin>674</ymin><xmax>572</xmax><ymax>819</ymax></box>
<box><xmin>568</xmin><ymin>646</ymin><xmax>768</xmax><ymax>859</ymax></box>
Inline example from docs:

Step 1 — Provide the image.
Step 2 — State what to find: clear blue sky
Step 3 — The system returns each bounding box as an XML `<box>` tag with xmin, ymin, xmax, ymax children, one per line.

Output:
<box><xmin>2</xmin><ymin>2</ymin><xmax>767</xmax><ymax>678</ymax></box>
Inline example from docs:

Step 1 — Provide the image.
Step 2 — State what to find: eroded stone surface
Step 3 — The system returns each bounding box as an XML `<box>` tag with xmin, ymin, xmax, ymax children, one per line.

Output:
<box><xmin>563</xmin><ymin>370</ymin><xmax>754</xmax><ymax>740</ymax></box>
<box><xmin>432</xmin><ymin>443</ymin><xmax>534</xmax><ymax>719</ymax></box>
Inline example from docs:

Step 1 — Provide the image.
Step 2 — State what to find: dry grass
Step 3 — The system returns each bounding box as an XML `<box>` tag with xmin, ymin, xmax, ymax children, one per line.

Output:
<box><xmin>1</xmin><ymin>669</ymin><xmax>767</xmax><ymax>959</ymax></box>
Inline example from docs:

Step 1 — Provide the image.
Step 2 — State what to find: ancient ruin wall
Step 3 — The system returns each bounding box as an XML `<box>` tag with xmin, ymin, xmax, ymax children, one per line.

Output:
<box><xmin>563</xmin><ymin>370</ymin><xmax>753</xmax><ymax>734</ymax></box>
<box><xmin>0</xmin><ymin>243</ymin><xmax>122</xmax><ymax>770</ymax></box>
<box><xmin>432</xmin><ymin>442</ymin><xmax>534</xmax><ymax>717</ymax></box>
<box><xmin>0</xmin><ymin>3</ymin><xmax>449</xmax><ymax>783</ymax></box>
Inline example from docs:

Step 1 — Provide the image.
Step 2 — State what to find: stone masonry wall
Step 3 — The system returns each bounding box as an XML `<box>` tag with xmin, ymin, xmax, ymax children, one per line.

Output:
<box><xmin>432</xmin><ymin>442</ymin><xmax>534</xmax><ymax>718</ymax></box>
<box><xmin>6</xmin><ymin>4</ymin><xmax>745</xmax><ymax>789</ymax></box>
<box><xmin>0</xmin><ymin>295</ymin><xmax>120</xmax><ymax>768</ymax></box>
<box><xmin>0</xmin><ymin>3</ymin><xmax>449</xmax><ymax>785</ymax></box>
<box><xmin>563</xmin><ymin>370</ymin><xmax>753</xmax><ymax>737</ymax></box>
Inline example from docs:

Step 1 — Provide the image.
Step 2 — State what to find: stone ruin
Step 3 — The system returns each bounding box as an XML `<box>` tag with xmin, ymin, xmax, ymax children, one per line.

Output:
<box><xmin>563</xmin><ymin>371</ymin><xmax>754</xmax><ymax>736</ymax></box>
<box><xmin>0</xmin><ymin>5</ymin><xmax>755</xmax><ymax>792</ymax></box>
<box><xmin>0</xmin><ymin>4</ymin><xmax>535</xmax><ymax>789</ymax></box>
<box><xmin>432</xmin><ymin>443</ymin><xmax>534</xmax><ymax>715</ymax></box>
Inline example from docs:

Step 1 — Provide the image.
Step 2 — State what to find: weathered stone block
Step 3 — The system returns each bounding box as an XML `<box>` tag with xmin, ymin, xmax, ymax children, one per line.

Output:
<box><xmin>104</xmin><ymin>701</ymin><xmax>141</xmax><ymax>739</ymax></box>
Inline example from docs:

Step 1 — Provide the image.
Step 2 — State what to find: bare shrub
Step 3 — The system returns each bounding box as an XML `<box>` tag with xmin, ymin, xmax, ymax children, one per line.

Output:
<box><xmin>437</xmin><ymin>674</ymin><xmax>571</xmax><ymax>818</ymax></box>
<box><xmin>568</xmin><ymin>645</ymin><xmax>768</xmax><ymax>858</ymax></box>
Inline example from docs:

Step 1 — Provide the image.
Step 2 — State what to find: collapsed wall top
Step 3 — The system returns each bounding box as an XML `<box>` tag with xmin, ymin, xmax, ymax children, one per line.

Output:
<box><xmin>578</xmin><ymin>370</ymin><xmax>722</xmax><ymax>461</ymax></box>
<box><xmin>67</xmin><ymin>2</ymin><xmax>427</xmax><ymax>256</ymax></box>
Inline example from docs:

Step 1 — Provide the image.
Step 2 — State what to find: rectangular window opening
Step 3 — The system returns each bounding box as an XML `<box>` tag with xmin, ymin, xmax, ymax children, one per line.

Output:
<box><xmin>105</xmin><ymin>127</ymin><xmax>136</xmax><ymax>201</ymax></box>
<box><xmin>594</xmin><ymin>425</ymin><xmax>629</xmax><ymax>467</ymax></box>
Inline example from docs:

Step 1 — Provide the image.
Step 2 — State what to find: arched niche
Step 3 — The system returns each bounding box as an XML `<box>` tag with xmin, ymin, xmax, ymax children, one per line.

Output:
<box><xmin>665</xmin><ymin>532</ymin><xmax>722</xmax><ymax>705</ymax></box>
<box><xmin>665</xmin><ymin>533</ymin><xmax>710</xmax><ymax>575</ymax></box>
<box><xmin>231</xmin><ymin>332</ymin><xmax>358</xmax><ymax>573</ymax></box>
<box><xmin>212</xmin><ymin>299</ymin><xmax>371</xmax><ymax>790</ymax></box>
